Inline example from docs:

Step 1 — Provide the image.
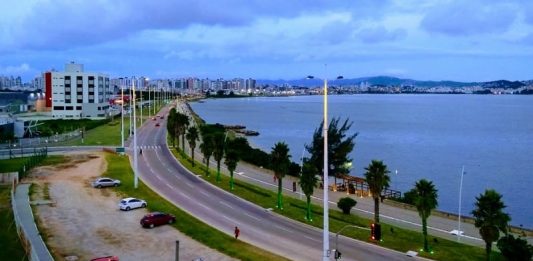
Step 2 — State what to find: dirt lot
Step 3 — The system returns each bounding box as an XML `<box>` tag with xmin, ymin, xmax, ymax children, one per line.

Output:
<box><xmin>29</xmin><ymin>152</ymin><xmax>235</xmax><ymax>261</ymax></box>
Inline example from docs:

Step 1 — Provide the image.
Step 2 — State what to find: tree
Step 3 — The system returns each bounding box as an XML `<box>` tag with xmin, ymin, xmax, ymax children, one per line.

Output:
<box><xmin>337</xmin><ymin>197</ymin><xmax>357</xmax><ymax>214</ymax></box>
<box><xmin>176</xmin><ymin>113</ymin><xmax>190</xmax><ymax>151</ymax></box>
<box><xmin>364</xmin><ymin>160</ymin><xmax>390</xmax><ymax>224</ymax></box>
<box><xmin>212</xmin><ymin>132</ymin><xmax>226</xmax><ymax>182</ymax></box>
<box><xmin>224</xmin><ymin>142</ymin><xmax>240</xmax><ymax>190</ymax></box>
<box><xmin>299</xmin><ymin>160</ymin><xmax>319</xmax><ymax>220</ymax></box>
<box><xmin>413</xmin><ymin>179</ymin><xmax>438</xmax><ymax>252</ymax></box>
<box><xmin>271</xmin><ymin>142</ymin><xmax>291</xmax><ymax>210</ymax></box>
<box><xmin>497</xmin><ymin>234</ymin><xmax>533</xmax><ymax>261</ymax></box>
<box><xmin>167</xmin><ymin>108</ymin><xmax>177</xmax><ymax>147</ymax></box>
<box><xmin>305</xmin><ymin>117</ymin><xmax>357</xmax><ymax>188</ymax></box>
<box><xmin>472</xmin><ymin>189</ymin><xmax>511</xmax><ymax>261</ymax></box>
<box><xmin>199</xmin><ymin>133</ymin><xmax>214</xmax><ymax>177</ymax></box>
<box><xmin>186</xmin><ymin>126</ymin><xmax>199</xmax><ymax>166</ymax></box>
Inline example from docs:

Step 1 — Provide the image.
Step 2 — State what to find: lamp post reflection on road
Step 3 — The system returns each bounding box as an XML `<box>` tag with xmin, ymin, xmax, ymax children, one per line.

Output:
<box><xmin>307</xmin><ymin>68</ymin><xmax>343</xmax><ymax>261</ymax></box>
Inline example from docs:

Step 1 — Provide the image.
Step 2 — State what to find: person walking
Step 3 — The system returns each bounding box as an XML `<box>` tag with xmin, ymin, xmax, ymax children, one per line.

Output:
<box><xmin>234</xmin><ymin>226</ymin><xmax>240</xmax><ymax>239</ymax></box>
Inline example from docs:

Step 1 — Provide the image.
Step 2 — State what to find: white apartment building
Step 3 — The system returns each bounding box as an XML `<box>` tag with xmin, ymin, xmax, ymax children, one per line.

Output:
<box><xmin>44</xmin><ymin>62</ymin><xmax>110</xmax><ymax>118</ymax></box>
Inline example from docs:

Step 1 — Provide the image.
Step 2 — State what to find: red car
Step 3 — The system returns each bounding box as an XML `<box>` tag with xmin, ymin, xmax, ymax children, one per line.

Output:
<box><xmin>140</xmin><ymin>212</ymin><xmax>176</xmax><ymax>228</ymax></box>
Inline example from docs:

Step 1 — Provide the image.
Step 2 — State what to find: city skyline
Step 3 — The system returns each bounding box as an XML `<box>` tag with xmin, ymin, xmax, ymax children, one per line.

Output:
<box><xmin>1</xmin><ymin>0</ymin><xmax>532</xmax><ymax>82</ymax></box>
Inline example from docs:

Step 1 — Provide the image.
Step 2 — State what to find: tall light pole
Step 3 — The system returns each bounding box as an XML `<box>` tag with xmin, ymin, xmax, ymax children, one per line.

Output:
<box><xmin>308</xmin><ymin>68</ymin><xmax>343</xmax><ymax>261</ymax></box>
<box><xmin>121</xmin><ymin>84</ymin><xmax>124</xmax><ymax>148</ymax></box>
<box><xmin>457</xmin><ymin>165</ymin><xmax>465</xmax><ymax>241</ymax></box>
<box><xmin>133</xmin><ymin>80</ymin><xmax>138</xmax><ymax>189</ymax></box>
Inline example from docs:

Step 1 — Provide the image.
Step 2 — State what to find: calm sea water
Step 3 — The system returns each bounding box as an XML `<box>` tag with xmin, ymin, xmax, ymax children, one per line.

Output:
<box><xmin>190</xmin><ymin>94</ymin><xmax>533</xmax><ymax>228</ymax></box>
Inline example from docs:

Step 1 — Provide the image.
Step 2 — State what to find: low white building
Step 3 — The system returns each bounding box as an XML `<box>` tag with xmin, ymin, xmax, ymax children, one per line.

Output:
<box><xmin>44</xmin><ymin>62</ymin><xmax>110</xmax><ymax>119</ymax></box>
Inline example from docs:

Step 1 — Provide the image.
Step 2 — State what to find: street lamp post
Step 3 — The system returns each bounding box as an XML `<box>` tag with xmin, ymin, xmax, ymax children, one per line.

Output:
<box><xmin>121</xmin><ymin>84</ymin><xmax>124</xmax><ymax>149</ymax></box>
<box><xmin>308</xmin><ymin>68</ymin><xmax>343</xmax><ymax>261</ymax></box>
<box><xmin>133</xmin><ymin>81</ymin><xmax>138</xmax><ymax>189</ymax></box>
<box><xmin>457</xmin><ymin>165</ymin><xmax>465</xmax><ymax>241</ymax></box>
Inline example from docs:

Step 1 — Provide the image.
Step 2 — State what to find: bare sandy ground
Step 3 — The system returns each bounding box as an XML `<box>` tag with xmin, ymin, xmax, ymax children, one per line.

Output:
<box><xmin>29</xmin><ymin>153</ymin><xmax>235</xmax><ymax>261</ymax></box>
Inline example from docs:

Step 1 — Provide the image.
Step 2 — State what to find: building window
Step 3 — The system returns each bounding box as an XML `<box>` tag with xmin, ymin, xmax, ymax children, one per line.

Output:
<box><xmin>76</xmin><ymin>106</ymin><xmax>82</xmax><ymax>110</ymax></box>
<box><xmin>77</xmin><ymin>99</ymin><xmax>83</xmax><ymax>103</ymax></box>
<box><xmin>53</xmin><ymin>106</ymin><xmax>64</xmax><ymax>110</ymax></box>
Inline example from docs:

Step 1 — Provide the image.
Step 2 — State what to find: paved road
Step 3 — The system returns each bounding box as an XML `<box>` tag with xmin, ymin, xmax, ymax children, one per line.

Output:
<box><xmin>131</xmin><ymin>106</ymin><xmax>417</xmax><ymax>261</ymax></box>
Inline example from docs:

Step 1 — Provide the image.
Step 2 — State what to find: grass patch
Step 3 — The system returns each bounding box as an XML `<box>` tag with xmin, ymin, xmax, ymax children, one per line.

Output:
<box><xmin>0</xmin><ymin>185</ymin><xmax>29</xmax><ymax>261</ymax></box>
<box><xmin>102</xmin><ymin>152</ymin><xmax>289</xmax><ymax>261</ymax></box>
<box><xmin>172</xmin><ymin>147</ymin><xmax>503</xmax><ymax>261</ymax></box>
<box><xmin>59</xmin><ymin>103</ymin><xmax>167</xmax><ymax>146</ymax></box>
<box><xmin>0</xmin><ymin>155</ymin><xmax>67</xmax><ymax>174</ymax></box>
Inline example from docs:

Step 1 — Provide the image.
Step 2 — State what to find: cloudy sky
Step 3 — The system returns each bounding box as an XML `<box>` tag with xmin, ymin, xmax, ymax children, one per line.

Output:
<box><xmin>1</xmin><ymin>0</ymin><xmax>532</xmax><ymax>82</ymax></box>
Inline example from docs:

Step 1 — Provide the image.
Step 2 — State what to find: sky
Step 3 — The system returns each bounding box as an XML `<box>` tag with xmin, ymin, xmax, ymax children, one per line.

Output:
<box><xmin>1</xmin><ymin>0</ymin><xmax>532</xmax><ymax>82</ymax></box>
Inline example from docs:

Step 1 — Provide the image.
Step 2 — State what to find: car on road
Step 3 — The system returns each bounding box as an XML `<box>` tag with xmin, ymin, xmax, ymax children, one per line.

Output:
<box><xmin>119</xmin><ymin>197</ymin><xmax>147</xmax><ymax>211</ymax></box>
<box><xmin>152</xmin><ymin>117</ymin><xmax>156</xmax><ymax>121</ymax></box>
<box><xmin>92</xmin><ymin>177</ymin><xmax>121</xmax><ymax>188</ymax></box>
<box><xmin>140</xmin><ymin>212</ymin><xmax>176</xmax><ymax>228</ymax></box>
<box><xmin>155</xmin><ymin>122</ymin><xmax>160</xmax><ymax>127</ymax></box>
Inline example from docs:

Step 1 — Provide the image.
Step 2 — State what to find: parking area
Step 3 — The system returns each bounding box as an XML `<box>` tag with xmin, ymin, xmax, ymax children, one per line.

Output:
<box><xmin>28</xmin><ymin>153</ymin><xmax>234</xmax><ymax>261</ymax></box>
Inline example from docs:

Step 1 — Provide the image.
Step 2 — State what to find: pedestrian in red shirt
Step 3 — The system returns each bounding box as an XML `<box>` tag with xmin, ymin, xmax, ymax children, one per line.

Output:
<box><xmin>234</xmin><ymin>226</ymin><xmax>240</xmax><ymax>239</ymax></box>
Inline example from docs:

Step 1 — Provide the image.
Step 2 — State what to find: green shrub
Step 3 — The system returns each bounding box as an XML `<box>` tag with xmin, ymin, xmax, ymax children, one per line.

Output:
<box><xmin>337</xmin><ymin>197</ymin><xmax>357</xmax><ymax>214</ymax></box>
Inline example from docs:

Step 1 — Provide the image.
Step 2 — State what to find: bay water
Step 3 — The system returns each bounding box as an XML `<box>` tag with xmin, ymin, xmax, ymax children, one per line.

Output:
<box><xmin>190</xmin><ymin>94</ymin><xmax>533</xmax><ymax>228</ymax></box>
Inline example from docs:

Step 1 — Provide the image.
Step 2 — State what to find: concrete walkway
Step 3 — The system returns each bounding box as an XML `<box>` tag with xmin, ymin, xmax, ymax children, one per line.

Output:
<box><xmin>13</xmin><ymin>183</ymin><xmax>54</xmax><ymax>261</ymax></box>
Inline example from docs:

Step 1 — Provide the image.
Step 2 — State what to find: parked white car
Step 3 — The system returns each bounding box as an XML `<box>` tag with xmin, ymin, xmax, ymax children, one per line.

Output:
<box><xmin>119</xmin><ymin>197</ymin><xmax>147</xmax><ymax>211</ymax></box>
<box><xmin>92</xmin><ymin>177</ymin><xmax>121</xmax><ymax>188</ymax></box>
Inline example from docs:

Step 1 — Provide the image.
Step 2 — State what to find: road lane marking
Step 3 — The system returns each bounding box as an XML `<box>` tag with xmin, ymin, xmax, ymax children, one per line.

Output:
<box><xmin>166</xmin><ymin>183</ymin><xmax>173</xmax><ymax>189</ymax></box>
<box><xmin>304</xmin><ymin>235</ymin><xmax>321</xmax><ymax>243</ymax></box>
<box><xmin>200</xmin><ymin>191</ymin><xmax>210</xmax><ymax>197</ymax></box>
<box><xmin>185</xmin><ymin>182</ymin><xmax>193</xmax><ymax>188</ymax></box>
<box><xmin>221</xmin><ymin>215</ymin><xmax>233</xmax><ymax>222</ymax></box>
<box><xmin>220</xmin><ymin>201</ymin><xmax>234</xmax><ymax>210</ymax></box>
<box><xmin>180</xmin><ymin>192</ymin><xmax>192</xmax><ymax>200</ymax></box>
<box><xmin>244</xmin><ymin>213</ymin><xmax>260</xmax><ymax>221</ymax></box>
<box><xmin>275</xmin><ymin>225</ymin><xmax>292</xmax><ymax>233</ymax></box>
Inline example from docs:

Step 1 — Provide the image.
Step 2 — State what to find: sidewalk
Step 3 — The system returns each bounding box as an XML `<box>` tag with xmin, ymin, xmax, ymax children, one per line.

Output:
<box><xmin>12</xmin><ymin>183</ymin><xmax>54</xmax><ymax>261</ymax></box>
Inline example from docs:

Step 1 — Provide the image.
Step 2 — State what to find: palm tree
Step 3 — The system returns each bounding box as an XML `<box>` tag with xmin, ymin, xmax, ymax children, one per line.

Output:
<box><xmin>271</xmin><ymin>142</ymin><xmax>291</xmax><ymax>210</ymax></box>
<box><xmin>199</xmin><ymin>133</ymin><xmax>214</xmax><ymax>177</ymax></box>
<box><xmin>185</xmin><ymin>126</ymin><xmax>199</xmax><ymax>166</ymax></box>
<box><xmin>176</xmin><ymin>113</ymin><xmax>190</xmax><ymax>152</ymax></box>
<box><xmin>224</xmin><ymin>146</ymin><xmax>239</xmax><ymax>190</ymax></box>
<box><xmin>413</xmin><ymin>179</ymin><xmax>438</xmax><ymax>252</ymax></box>
<box><xmin>364</xmin><ymin>160</ymin><xmax>391</xmax><ymax>224</ymax></box>
<box><xmin>299</xmin><ymin>160</ymin><xmax>318</xmax><ymax>221</ymax></box>
<box><xmin>167</xmin><ymin>108</ymin><xmax>177</xmax><ymax>147</ymax></box>
<box><xmin>472</xmin><ymin>189</ymin><xmax>511</xmax><ymax>261</ymax></box>
<box><xmin>212</xmin><ymin>132</ymin><xmax>226</xmax><ymax>182</ymax></box>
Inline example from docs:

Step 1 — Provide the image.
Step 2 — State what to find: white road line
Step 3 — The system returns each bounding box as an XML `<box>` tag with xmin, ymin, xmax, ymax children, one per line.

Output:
<box><xmin>275</xmin><ymin>225</ymin><xmax>292</xmax><ymax>233</ymax></box>
<box><xmin>166</xmin><ymin>183</ymin><xmax>173</xmax><ymax>189</ymax></box>
<box><xmin>220</xmin><ymin>201</ymin><xmax>234</xmax><ymax>210</ymax></box>
<box><xmin>244</xmin><ymin>213</ymin><xmax>260</xmax><ymax>221</ymax></box>
<box><xmin>200</xmin><ymin>191</ymin><xmax>210</xmax><ymax>197</ymax></box>
<box><xmin>221</xmin><ymin>215</ymin><xmax>233</xmax><ymax>222</ymax></box>
<box><xmin>180</xmin><ymin>192</ymin><xmax>192</xmax><ymax>200</ymax></box>
<box><xmin>185</xmin><ymin>182</ymin><xmax>193</xmax><ymax>188</ymax></box>
<box><xmin>303</xmin><ymin>235</ymin><xmax>320</xmax><ymax>243</ymax></box>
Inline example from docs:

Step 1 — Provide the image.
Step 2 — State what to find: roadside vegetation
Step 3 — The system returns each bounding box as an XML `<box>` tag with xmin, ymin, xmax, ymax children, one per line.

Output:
<box><xmin>170</xmin><ymin>107</ymin><xmax>506</xmax><ymax>261</ymax></box>
<box><xmin>0</xmin><ymin>185</ymin><xmax>28</xmax><ymax>261</ymax></box>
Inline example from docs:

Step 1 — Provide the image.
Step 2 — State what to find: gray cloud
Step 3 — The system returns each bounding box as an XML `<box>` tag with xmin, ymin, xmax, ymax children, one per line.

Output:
<box><xmin>3</xmin><ymin>0</ymin><xmax>389</xmax><ymax>50</ymax></box>
<box><xmin>356</xmin><ymin>26</ymin><xmax>406</xmax><ymax>43</ymax></box>
<box><xmin>420</xmin><ymin>1</ymin><xmax>517</xmax><ymax>36</ymax></box>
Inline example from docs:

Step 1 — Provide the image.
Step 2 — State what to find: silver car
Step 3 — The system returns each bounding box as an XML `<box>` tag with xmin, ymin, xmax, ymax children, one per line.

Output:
<box><xmin>92</xmin><ymin>177</ymin><xmax>121</xmax><ymax>188</ymax></box>
<box><xmin>119</xmin><ymin>197</ymin><xmax>147</xmax><ymax>211</ymax></box>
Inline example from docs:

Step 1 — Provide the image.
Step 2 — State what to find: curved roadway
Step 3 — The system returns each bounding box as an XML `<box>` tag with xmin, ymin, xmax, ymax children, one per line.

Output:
<box><xmin>130</xmin><ymin>107</ymin><xmax>416</xmax><ymax>261</ymax></box>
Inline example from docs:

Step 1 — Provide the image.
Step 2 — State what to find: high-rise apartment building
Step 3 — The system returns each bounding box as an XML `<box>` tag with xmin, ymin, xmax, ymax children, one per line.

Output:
<box><xmin>43</xmin><ymin>62</ymin><xmax>110</xmax><ymax>118</ymax></box>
